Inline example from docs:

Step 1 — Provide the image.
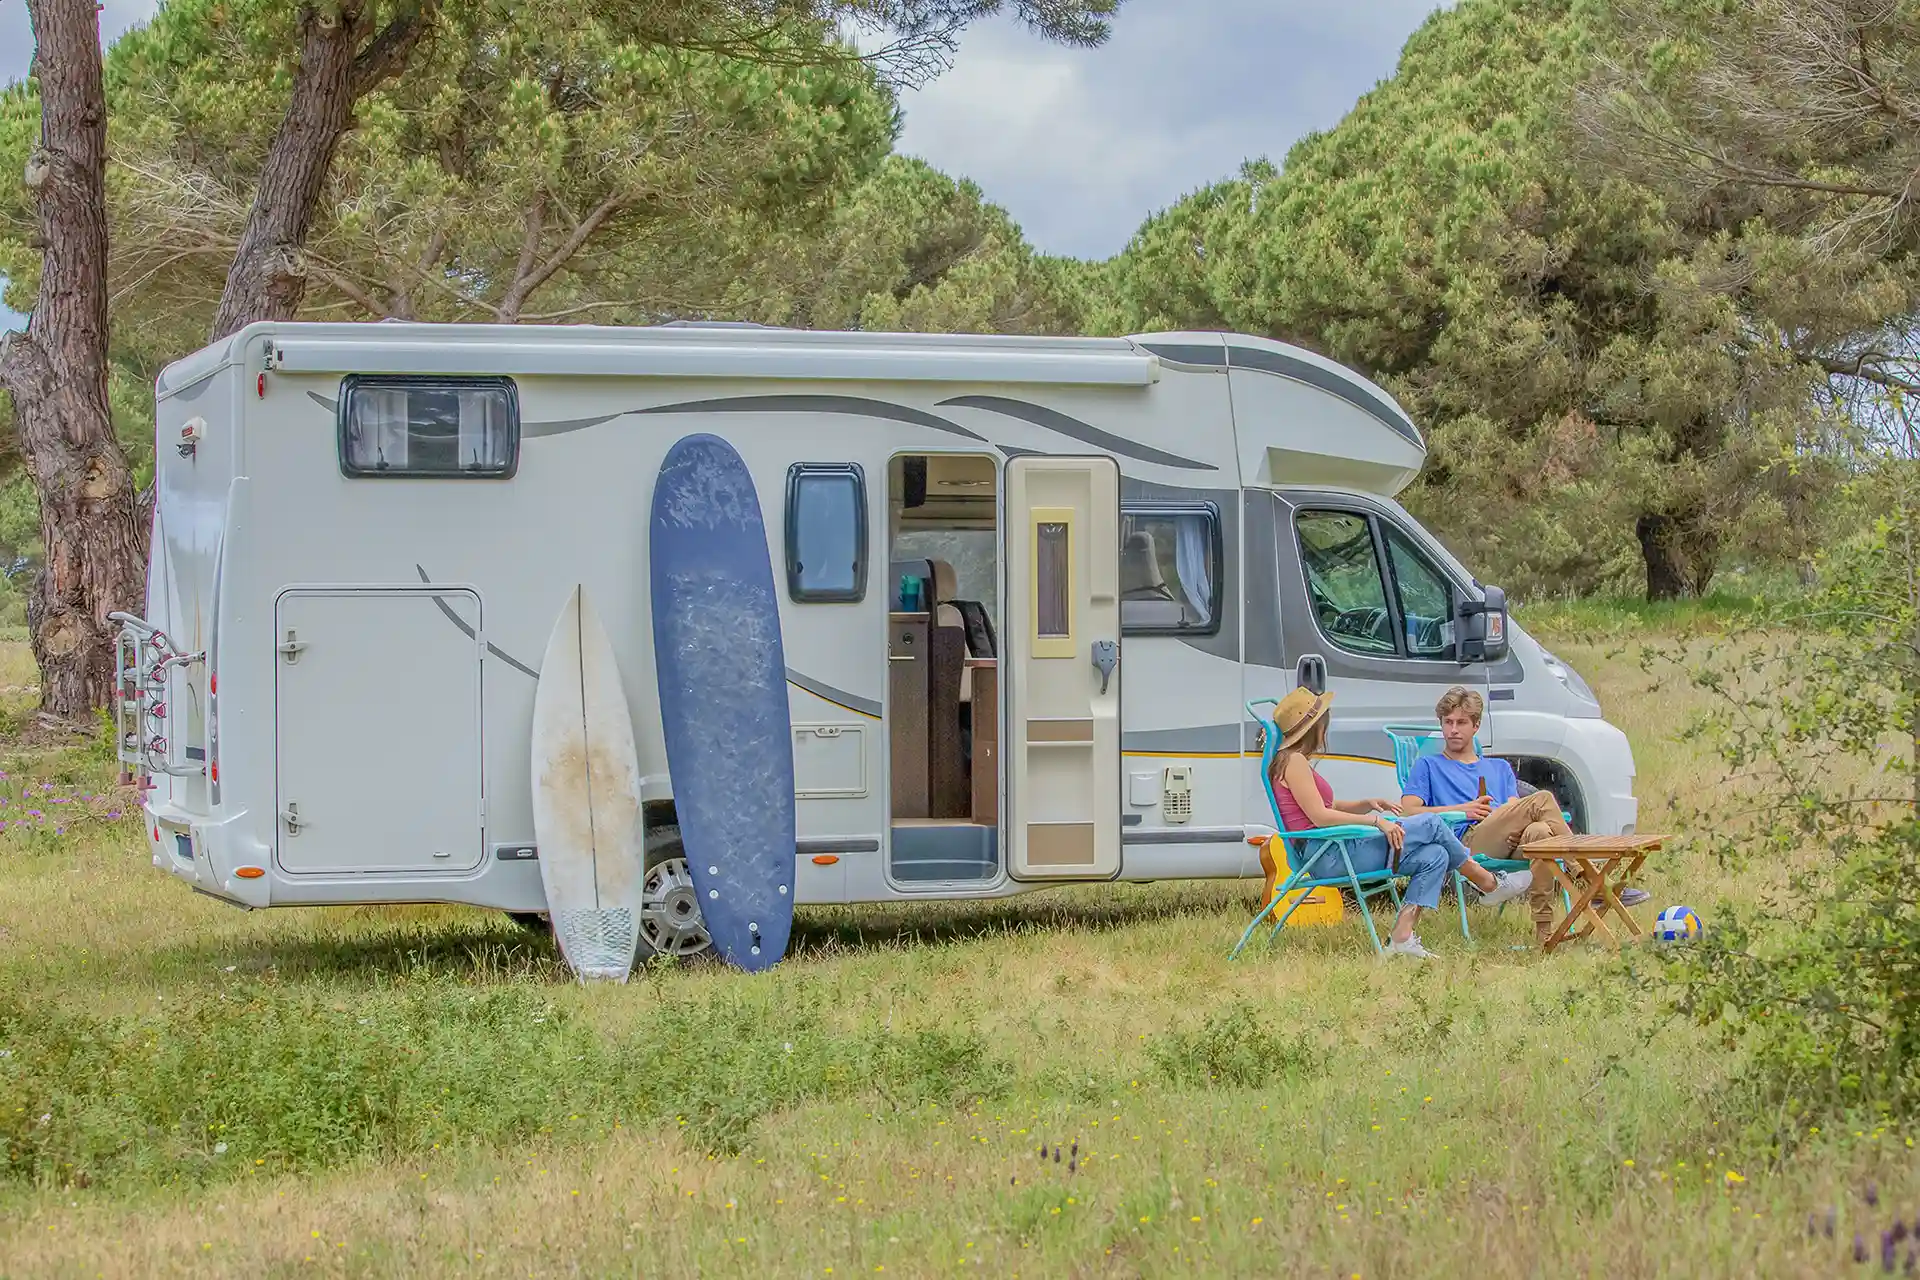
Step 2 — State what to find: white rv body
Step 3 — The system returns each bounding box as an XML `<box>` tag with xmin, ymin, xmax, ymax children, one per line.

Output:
<box><xmin>130</xmin><ymin>322</ymin><xmax>1637</xmax><ymax>937</ymax></box>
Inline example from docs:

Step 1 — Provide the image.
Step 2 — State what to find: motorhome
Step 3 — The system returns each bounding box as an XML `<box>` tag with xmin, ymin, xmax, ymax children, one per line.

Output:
<box><xmin>122</xmin><ymin>321</ymin><xmax>1638</xmax><ymax>958</ymax></box>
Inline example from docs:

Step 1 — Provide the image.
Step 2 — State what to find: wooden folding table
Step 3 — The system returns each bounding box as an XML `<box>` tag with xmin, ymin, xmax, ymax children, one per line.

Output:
<box><xmin>1519</xmin><ymin>833</ymin><xmax>1672</xmax><ymax>953</ymax></box>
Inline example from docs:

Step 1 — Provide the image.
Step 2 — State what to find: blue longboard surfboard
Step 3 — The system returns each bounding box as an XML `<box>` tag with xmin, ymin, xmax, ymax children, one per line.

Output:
<box><xmin>649</xmin><ymin>433</ymin><xmax>796</xmax><ymax>971</ymax></box>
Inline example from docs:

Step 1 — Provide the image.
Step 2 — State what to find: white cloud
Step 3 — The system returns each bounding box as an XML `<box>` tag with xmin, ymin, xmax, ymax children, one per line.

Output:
<box><xmin>893</xmin><ymin>0</ymin><xmax>1451</xmax><ymax>257</ymax></box>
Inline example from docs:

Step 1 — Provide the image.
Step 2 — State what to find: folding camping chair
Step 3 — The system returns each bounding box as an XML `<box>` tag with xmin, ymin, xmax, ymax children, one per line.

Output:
<box><xmin>1382</xmin><ymin>723</ymin><xmax>1573</xmax><ymax>940</ymax></box>
<box><xmin>1230</xmin><ymin>699</ymin><xmax>1472</xmax><ymax>959</ymax></box>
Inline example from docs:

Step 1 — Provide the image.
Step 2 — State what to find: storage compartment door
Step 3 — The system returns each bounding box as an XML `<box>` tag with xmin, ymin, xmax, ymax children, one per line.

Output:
<box><xmin>274</xmin><ymin>588</ymin><xmax>484</xmax><ymax>873</ymax></box>
<box><xmin>1003</xmin><ymin>456</ymin><xmax>1122</xmax><ymax>879</ymax></box>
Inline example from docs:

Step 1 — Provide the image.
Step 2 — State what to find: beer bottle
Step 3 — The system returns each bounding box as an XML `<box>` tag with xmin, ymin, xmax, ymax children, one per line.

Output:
<box><xmin>1477</xmin><ymin>775</ymin><xmax>1488</xmax><ymax>801</ymax></box>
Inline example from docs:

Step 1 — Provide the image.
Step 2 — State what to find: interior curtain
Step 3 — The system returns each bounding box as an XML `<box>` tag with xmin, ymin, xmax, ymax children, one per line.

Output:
<box><xmin>457</xmin><ymin>390</ymin><xmax>501</xmax><ymax>469</ymax></box>
<box><xmin>365</xmin><ymin>388</ymin><xmax>408</xmax><ymax>469</ymax></box>
<box><xmin>1173</xmin><ymin>515</ymin><xmax>1213</xmax><ymax>623</ymax></box>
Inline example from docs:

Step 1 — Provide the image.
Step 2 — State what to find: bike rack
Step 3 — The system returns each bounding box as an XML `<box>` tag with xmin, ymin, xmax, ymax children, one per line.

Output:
<box><xmin>109</xmin><ymin>611</ymin><xmax>206</xmax><ymax>779</ymax></box>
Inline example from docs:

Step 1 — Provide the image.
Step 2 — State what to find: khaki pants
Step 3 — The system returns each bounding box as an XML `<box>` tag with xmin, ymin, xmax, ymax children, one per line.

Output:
<box><xmin>1463</xmin><ymin>791</ymin><xmax>1571</xmax><ymax>940</ymax></box>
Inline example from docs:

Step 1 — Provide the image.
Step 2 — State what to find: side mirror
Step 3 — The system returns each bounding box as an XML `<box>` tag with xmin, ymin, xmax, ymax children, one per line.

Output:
<box><xmin>1456</xmin><ymin>585</ymin><xmax>1509</xmax><ymax>665</ymax></box>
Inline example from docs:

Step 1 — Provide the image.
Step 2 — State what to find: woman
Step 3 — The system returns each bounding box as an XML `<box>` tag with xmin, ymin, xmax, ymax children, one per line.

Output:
<box><xmin>1266</xmin><ymin>688</ymin><xmax>1532</xmax><ymax>959</ymax></box>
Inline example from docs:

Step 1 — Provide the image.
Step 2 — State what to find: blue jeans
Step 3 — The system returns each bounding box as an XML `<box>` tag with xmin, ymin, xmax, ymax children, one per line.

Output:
<box><xmin>1300</xmin><ymin>812</ymin><xmax>1472</xmax><ymax>910</ymax></box>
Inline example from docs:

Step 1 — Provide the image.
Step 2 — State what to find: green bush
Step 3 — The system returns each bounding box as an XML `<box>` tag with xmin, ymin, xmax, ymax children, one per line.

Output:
<box><xmin>0</xmin><ymin>979</ymin><xmax>1016</xmax><ymax>1186</ymax></box>
<box><xmin>1648</xmin><ymin>462</ymin><xmax>1920</xmax><ymax>1136</ymax></box>
<box><xmin>1147</xmin><ymin>1001</ymin><xmax>1325</xmax><ymax>1089</ymax></box>
<box><xmin>1655</xmin><ymin>824</ymin><xmax>1920</xmax><ymax>1126</ymax></box>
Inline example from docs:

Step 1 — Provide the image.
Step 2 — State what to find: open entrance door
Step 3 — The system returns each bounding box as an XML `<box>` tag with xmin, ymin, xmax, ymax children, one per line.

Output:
<box><xmin>1003</xmin><ymin>455</ymin><xmax>1121</xmax><ymax>879</ymax></box>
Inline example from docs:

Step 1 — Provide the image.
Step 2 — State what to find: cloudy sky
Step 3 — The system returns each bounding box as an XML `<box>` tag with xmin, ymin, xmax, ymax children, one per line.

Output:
<box><xmin>1</xmin><ymin>0</ymin><xmax>1447</xmax><ymax>327</ymax></box>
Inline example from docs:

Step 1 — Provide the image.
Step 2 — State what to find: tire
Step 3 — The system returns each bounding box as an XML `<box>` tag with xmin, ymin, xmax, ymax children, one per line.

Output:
<box><xmin>635</xmin><ymin>823</ymin><xmax>713</xmax><ymax>960</ymax></box>
<box><xmin>503</xmin><ymin>824</ymin><xmax>712</xmax><ymax>960</ymax></box>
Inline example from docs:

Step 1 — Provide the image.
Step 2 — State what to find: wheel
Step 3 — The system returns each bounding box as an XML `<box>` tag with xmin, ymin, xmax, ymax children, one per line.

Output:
<box><xmin>505</xmin><ymin>911</ymin><xmax>548</xmax><ymax>931</ymax></box>
<box><xmin>637</xmin><ymin>823</ymin><xmax>712</xmax><ymax>960</ymax></box>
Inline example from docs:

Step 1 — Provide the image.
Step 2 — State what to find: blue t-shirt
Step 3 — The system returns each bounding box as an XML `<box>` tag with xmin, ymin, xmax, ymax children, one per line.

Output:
<box><xmin>1406</xmin><ymin>753</ymin><xmax>1519</xmax><ymax>808</ymax></box>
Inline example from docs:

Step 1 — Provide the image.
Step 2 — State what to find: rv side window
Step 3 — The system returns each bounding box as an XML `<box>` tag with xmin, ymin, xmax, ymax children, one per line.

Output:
<box><xmin>338</xmin><ymin>376</ymin><xmax>518</xmax><ymax>478</ymax></box>
<box><xmin>1383</xmin><ymin>524</ymin><xmax>1456</xmax><ymax>660</ymax></box>
<box><xmin>1120</xmin><ymin>504</ymin><xmax>1221</xmax><ymax>636</ymax></box>
<box><xmin>785</xmin><ymin>464</ymin><xmax>867</xmax><ymax>603</ymax></box>
<box><xmin>1295</xmin><ymin>510</ymin><xmax>1397</xmax><ymax>657</ymax></box>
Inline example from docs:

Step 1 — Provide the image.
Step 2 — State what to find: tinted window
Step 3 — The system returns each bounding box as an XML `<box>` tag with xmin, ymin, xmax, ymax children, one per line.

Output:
<box><xmin>1296</xmin><ymin>510</ymin><xmax>1396</xmax><ymax>656</ymax></box>
<box><xmin>1121</xmin><ymin>506</ymin><xmax>1220</xmax><ymax>635</ymax></box>
<box><xmin>1384</xmin><ymin>525</ymin><xmax>1456</xmax><ymax>660</ymax></box>
<box><xmin>786</xmin><ymin>464</ymin><xmax>866</xmax><ymax>602</ymax></box>
<box><xmin>339</xmin><ymin>376</ymin><xmax>517</xmax><ymax>477</ymax></box>
<box><xmin>1035</xmin><ymin>520</ymin><xmax>1071</xmax><ymax>638</ymax></box>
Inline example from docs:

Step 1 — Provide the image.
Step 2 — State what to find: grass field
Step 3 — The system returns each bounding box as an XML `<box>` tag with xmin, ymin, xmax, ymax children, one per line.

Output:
<box><xmin>2</xmin><ymin>608</ymin><xmax>1915</xmax><ymax>1278</ymax></box>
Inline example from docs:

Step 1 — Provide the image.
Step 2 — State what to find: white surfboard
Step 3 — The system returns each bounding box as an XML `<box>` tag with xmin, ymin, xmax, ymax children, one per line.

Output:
<box><xmin>531</xmin><ymin>585</ymin><xmax>647</xmax><ymax>982</ymax></box>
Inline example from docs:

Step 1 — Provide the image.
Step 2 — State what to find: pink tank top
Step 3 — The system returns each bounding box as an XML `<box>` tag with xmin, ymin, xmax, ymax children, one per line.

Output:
<box><xmin>1274</xmin><ymin>764</ymin><xmax>1335</xmax><ymax>832</ymax></box>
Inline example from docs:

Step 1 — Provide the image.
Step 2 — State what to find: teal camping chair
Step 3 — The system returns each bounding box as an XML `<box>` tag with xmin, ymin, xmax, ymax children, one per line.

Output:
<box><xmin>1230</xmin><ymin>699</ymin><xmax>1473</xmax><ymax>959</ymax></box>
<box><xmin>1381</xmin><ymin>723</ymin><xmax>1573</xmax><ymax>939</ymax></box>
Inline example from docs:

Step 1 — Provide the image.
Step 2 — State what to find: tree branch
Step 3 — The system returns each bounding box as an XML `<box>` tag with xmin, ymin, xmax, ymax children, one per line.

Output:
<box><xmin>1815</xmin><ymin>351</ymin><xmax>1920</xmax><ymax>393</ymax></box>
<box><xmin>304</xmin><ymin>258</ymin><xmax>390</xmax><ymax>318</ymax></box>
<box><xmin>351</xmin><ymin>2</ymin><xmax>437</xmax><ymax>98</ymax></box>
<box><xmin>499</xmin><ymin>191</ymin><xmax>627</xmax><ymax>321</ymax></box>
<box><xmin>517</xmin><ymin>296</ymin><xmax>714</xmax><ymax>322</ymax></box>
<box><xmin>496</xmin><ymin>194</ymin><xmax>548</xmax><ymax>324</ymax></box>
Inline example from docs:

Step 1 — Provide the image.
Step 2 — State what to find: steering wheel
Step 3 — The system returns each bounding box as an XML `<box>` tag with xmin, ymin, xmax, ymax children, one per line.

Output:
<box><xmin>1332</xmin><ymin>606</ymin><xmax>1388</xmax><ymax>640</ymax></box>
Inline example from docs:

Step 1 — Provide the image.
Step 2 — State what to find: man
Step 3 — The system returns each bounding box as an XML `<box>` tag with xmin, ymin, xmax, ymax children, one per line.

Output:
<box><xmin>1398</xmin><ymin>686</ymin><xmax>1649</xmax><ymax>940</ymax></box>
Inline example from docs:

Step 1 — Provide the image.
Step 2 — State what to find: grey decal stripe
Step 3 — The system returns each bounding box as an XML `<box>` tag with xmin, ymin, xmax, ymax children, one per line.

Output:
<box><xmin>798</xmin><ymin>837</ymin><xmax>882</xmax><ymax>855</ymax></box>
<box><xmin>498</xmin><ymin>839</ymin><xmax>885</xmax><ymax>860</ymax></box>
<box><xmin>639</xmin><ymin>394</ymin><xmax>985</xmax><ymax>442</ymax></box>
<box><xmin>1123</xmin><ymin>827</ymin><xmax>1247</xmax><ymax>845</ymax></box>
<box><xmin>1138</xmin><ymin>342</ymin><xmax>1227</xmax><ymax>368</ymax></box>
<box><xmin>318</xmin><ymin>390</ymin><xmax>985</xmax><ymax>443</ymax></box>
<box><xmin>1324</xmin><ymin>729</ymin><xmax>1395</xmax><ymax>764</ymax></box>
<box><xmin>525</xmin><ymin>413</ymin><xmax>626</xmax><ymax>438</ymax></box>
<box><xmin>1488</xmin><ymin>651</ymin><xmax>1526</xmax><ymax>683</ymax></box>
<box><xmin>413</xmin><ymin>566</ymin><xmax>540</xmax><ymax>678</ymax></box>
<box><xmin>312</xmin><ymin>388</ymin><xmax>619</xmax><ymax>438</ymax></box>
<box><xmin>1305</xmin><ymin>649</ymin><xmax>1517</xmax><ymax>684</ymax></box>
<box><xmin>1122</xmin><ymin>724</ymin><xmax>1245</xmax><ymax>755</ymax></box>
<box><xmin>786</xmin><ymin>669</ymin><xmax>882</xmax><ymax>718</ymax></box>
<box><xmin>939</xmin><ymin>395</ymin><xmax>1218</xmax><ymax>472</ymax></box>
<box><xmin>994</xmin><ymin>444</ymin><xmax>1046</xmax><ymax>458</ymax></box>
<box><xmin>1121</xmin><ymin>724</ymin><xmax>1395</xmax><ymax>756</ymax></box>
<box><xmin>1223</xmin><ymin>345</ymin><xmax>1423</xmax><ymax>448</ymax></box>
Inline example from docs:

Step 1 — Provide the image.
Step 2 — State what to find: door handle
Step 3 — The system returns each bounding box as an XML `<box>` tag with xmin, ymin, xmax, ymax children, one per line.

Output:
<box><xmin>1296</xmin><ymin>653</ymin><xmax>1327</xmax><ymax>695</ymax></box>
<box><xmin>1091</xmin><ymin>639</ymin><xmax>1118</xmax><ymax>696</ymax></box>
<box><xmin>279</xmin><ymin>802</ymin><xmax>303</xmax><ymax>835</ymax></box>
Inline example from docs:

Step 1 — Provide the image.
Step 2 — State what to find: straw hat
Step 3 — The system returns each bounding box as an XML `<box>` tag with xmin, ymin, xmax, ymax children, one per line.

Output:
<box><xmin>1271</xmin><ymin>687</ymin><xmax>1335</xmax><ymax>751</ymax></box>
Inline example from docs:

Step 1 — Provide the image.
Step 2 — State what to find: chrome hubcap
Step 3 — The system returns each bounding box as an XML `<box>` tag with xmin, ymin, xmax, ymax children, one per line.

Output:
<box><xmin>639</xmin><ymin>856</ymin><xmax>711</xmax><ymax>957</ymax></box>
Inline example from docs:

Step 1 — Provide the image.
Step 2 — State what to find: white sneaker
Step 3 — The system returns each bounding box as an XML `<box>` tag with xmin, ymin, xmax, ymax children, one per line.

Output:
<box><xmin>1385</xmin><ymin>934</ymin><xmax>1435</xmax><ymax>959</ymax></box>
<box><xmin>1478</xmin><ymin>869</ymin><xmax>1533</xmax><ymax>909</ymax></box>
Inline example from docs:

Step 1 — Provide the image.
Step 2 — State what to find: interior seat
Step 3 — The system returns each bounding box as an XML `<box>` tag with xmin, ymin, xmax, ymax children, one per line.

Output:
<box><xmin>1120</xmin><ymin>528</ymin><xmax>1188</xmax><ymax>628</ymax></box>
<box><xmin>927</xmin><ymin>559</ymin><xmax>981</xmax><ymax>703</ymax></box>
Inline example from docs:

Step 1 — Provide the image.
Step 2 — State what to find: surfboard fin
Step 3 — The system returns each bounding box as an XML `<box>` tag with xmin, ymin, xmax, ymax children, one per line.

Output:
<box><xmin>551</xmin><ymin>907</ymin><xmax>638</xmax><ymax>983</ymax></box>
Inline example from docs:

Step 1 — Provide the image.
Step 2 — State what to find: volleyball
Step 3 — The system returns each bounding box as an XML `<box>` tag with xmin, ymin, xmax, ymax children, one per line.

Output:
<box><xmin>1654</xmin><ymin>905</ymin><xmax>1702</xmax><ymax>942</ymax></box>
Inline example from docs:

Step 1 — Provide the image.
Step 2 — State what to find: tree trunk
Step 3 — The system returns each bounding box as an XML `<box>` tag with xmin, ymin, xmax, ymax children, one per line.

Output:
<box><xmin>0</xmin><ymin>0</ymin><xmax>146</xmax><ymax>718</ymax></box>
<box><xmin>1636</xmin><ymin>511</ymin><xmax>1719</xmax><ymax>602</ymax></box>
<box><xmin>1902</xmin><ymin>502</ymin><xmax>1920</xmax><ymax>819</ymax></box>
<box><xmin>209</xmin><ymin>2</ymin><xmax>433</xmax><ymax>341</ymax></box>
